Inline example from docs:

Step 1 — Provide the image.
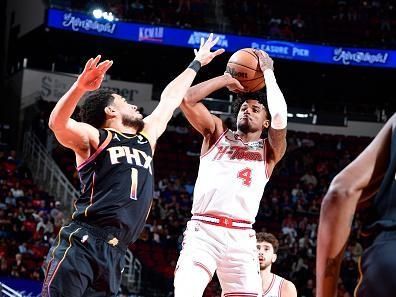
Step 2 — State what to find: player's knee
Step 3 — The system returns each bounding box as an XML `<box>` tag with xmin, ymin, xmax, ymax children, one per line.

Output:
<box><xmin>174</xmin><ymin>262</ymin><xmax>212</xmax><ymax>297</ymax></box>
<box><xmin>173</xmin><ymin>264</ymin><xmax>190</xmax><ymax>290</ymax></box>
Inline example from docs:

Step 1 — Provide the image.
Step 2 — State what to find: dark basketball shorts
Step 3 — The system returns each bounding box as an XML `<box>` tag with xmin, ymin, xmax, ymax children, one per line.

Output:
<box><xmin>355</xmin><ymin>230</ymin><xmax>396</xmax><ymax>297</ymax></box>
<box><xmin>41</xmin><ymin>221</ymin><xmax>127</xmax><ymax>297</ymax></box>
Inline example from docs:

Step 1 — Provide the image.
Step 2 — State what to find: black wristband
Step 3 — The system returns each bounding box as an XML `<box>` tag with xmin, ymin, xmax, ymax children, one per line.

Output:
<box><xmin>188</xmin><ymin>60</ymin><xmax>201</xmax><ymax>73</ymax></box>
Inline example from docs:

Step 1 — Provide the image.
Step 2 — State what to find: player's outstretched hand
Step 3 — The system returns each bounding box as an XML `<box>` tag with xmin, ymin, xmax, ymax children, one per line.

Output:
<box><xmin>193</xmin><ymin>33</ymin><xmax>225</xmax><ymax>67</ymax></box>
<box><xmin>223</xmin><ymin>73</ymin><xmax>245</xmax><ymax>93</ymax></box>
<box><xmin>76</xmin><ymin>55</ymin><xmax>113</xmax><ymax>91</ymax></box>
<box><xmin>253</xmin><ymin>49</ymin><xmax>274</xmax><ymax>72</ymax></box>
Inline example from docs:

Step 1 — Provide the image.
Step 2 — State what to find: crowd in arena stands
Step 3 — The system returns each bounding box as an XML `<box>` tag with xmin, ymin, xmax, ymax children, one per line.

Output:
<box><xmin>0</xmin><ymin>146</ymin><xmax>66</xmax><ymax>283</ymax></box>
<box><xmin>6</xmin><ymin>107</ymin><xmax>372</xmax><ymax>296</ymax></box>
<box><xmin>51</xmin><ymin>0</ymin><xmax>396</xmax><ymax>47</ymax></box>
<box><xmin>223</xmin><ymin>0</ymin><xmax>395</xmax><ymax>47</ymax></box>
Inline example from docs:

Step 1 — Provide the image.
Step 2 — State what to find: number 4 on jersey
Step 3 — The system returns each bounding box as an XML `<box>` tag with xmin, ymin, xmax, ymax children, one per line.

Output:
<box><xmin>237</xmin><ymin>168</ymin><xmax>252</xmax><ymax>186</ymax></box>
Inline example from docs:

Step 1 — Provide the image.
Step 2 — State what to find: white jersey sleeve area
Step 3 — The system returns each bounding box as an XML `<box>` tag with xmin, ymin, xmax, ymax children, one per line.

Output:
<box><xmin>192</xmin><ymin>130</ymin><xmax>270</xmax><ymax>223</ymax></box>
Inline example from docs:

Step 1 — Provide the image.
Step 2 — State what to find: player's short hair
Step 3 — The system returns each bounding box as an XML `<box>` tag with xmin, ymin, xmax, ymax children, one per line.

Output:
<box><xmin>256</xmin><ymin>232</ymin><xmax>279</xmax><ymax>253</ymax></box>
<box><xmin>232</xmin><ymin>91</ymin><xmax>271</xmax><ymax>121</ymax></box>
<box><xmin>79</xmin><ymin>90</ymin><xmax>115</xmax><ymax>128</ymax></box>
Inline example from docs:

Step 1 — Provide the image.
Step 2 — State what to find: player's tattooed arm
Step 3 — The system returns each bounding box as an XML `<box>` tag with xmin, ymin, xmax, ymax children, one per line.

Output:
<box><xmin>324</xmin><ymin>257</ymin><xmax>341</xmax><ymax>278</ymax></box>
<box><xmin>323</xmin><ymin>249</ymin><xmax>346</xmax><ymax>296</ymax></box>
<box><xmin>317</xmin><ymin>244</ymin><xmax>346</xmax><ymax>297</ymax></box>
<box><xmin>266</xmin><ymin>127</ymin><xmax>287</xmax><ymax>165</ymax></box>
<box><xmin>316</xmin><ymin>114</ymin><xmax>395</xmax><ymax>297</ymax></box>
<box><xmin>324</xmin><ymin>258</ymin><xmax>337</xmax><ymax>277</ymax></box>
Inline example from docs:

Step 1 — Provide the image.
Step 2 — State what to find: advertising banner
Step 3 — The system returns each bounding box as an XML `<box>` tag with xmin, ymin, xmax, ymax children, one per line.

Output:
<box><xmin>21</xmin><ymin>69</ymin><xmax>153</xmax><ymax>105</ymax></box>
<box><xmin>47</xmin><ymin>8</ymin><xmax>396</xmax><ymax>69</ymax></box>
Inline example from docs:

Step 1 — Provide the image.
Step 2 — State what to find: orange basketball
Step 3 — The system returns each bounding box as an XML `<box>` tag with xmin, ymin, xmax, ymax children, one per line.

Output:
<box><xmin>226</xmin><ymin>48</ymin><xmax>265</xmax><ymax>92</ymax></box>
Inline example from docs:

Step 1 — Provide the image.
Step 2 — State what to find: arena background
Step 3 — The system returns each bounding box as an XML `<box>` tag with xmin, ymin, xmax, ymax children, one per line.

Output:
<box><xmin>0</xmin><ymin>0</ymin><xmax>395</xmax><ymax>296</ymax></box>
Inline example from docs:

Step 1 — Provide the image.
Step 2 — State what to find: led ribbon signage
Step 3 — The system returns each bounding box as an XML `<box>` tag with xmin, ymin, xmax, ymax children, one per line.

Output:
<box><xmin>47</xmin><ymin>8</ymin><xmax>396</xmax><ymax>69</ymax></box>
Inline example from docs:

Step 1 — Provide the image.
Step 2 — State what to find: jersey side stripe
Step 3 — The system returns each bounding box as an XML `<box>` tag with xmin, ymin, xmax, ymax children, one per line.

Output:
<box><xmin>84</xmin><ymin>172</ymin><xmax>96</xmax><ymax>217</ymax></box>
<box><xmin>46</xmin><ymin>228</ymin><xmax>81</xmax><ymax>294</ymax></box>
<box><xmin>353</xmin><ymin>257</ymin><xmax>363</xmax><ymax>297</ymax></box>
<box><xmin>77</xmin><ymin>131</ymin><xmax>112</xmax><ymax>171</ymax></box>
<box><xmin>278</xmin><ymin>279</ymin><xmax>285</xmax><ymax>297</ymax></box>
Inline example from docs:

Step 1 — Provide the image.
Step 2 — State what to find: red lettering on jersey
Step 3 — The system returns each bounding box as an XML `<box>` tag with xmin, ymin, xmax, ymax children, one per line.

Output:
<box><xmin>213</xmin><ymin>146</ymin><xmax>228</xmax><ymax>160</ymax></box>
<box><xmin>229</xmin><ymin>146</ymin><xmax>244</xmax><ymax>160</ymax></box>
<box><xmin>213</xmin><ymin>146</ymin><xmax>262</xmax><ymax>162</ymax></box>
<box><xmin>230</xmin><ymin>147</ymin><xmax>263</xmax><ymax>161</ymax></box>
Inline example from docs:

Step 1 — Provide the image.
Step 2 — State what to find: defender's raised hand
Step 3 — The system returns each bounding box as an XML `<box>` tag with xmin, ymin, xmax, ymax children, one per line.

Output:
<box><xmin>193</xmin><ymin>33</ymin><xmax>225</xmax><ymax>66</ymax></box>
<box><xmin>254</xmin><ymin>49</ymin><xmax>274</xmax><ymax>72</ymax></box>
<box><xmin>76</xmin><ymin>55</ymin><xmax>113</xmax><ymax>91</ymax></box>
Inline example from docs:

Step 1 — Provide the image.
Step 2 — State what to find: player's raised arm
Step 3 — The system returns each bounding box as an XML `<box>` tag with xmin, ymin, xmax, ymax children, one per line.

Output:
<box><xmin>180</xmin><ymin>73</ymin><xmax>244</xmax><ymax>138</ymax></box>
<box><xmin>48</xmin><ymin>55</ymin><xmax>113</xmax><ymax>155</ymax></box>
<box><xmin>316</xmin><ymin>113</ymin><xmax>395</xmax><ymax>297</ymax></box>
<box><xmin>255</xmin><ymin>50</ymin><xmax>287</xmax><ymax>167</ymax></box>
<box><xmin>143</xmin><ymin>34</ymin><xmax>224</xmax><ymax>146</ymax></box>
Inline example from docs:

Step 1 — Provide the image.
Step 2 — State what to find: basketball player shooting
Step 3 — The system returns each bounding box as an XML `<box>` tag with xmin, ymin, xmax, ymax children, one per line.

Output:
<box><xmin>257</xmin><ymin>232</ymin><xmax>297</xmax><ymax>297</ymax></box>
<box><xmin>174</xmin><ymin>50</ymin><xmax>288</xmax><ymax>296</ymax></box>
<box><xmin>317</xmin><ymin>113</ymin><xmax>396</xmax><ymax>297</ymax></box>
<box><xmin>41</xmin><ymin>34</ymin><xmax>224</xmax><ymax>296</ymax></box>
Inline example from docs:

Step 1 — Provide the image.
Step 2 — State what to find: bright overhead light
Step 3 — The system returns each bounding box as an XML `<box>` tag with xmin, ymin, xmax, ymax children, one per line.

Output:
<box><xmin>103</xmin><ymin>12</ymin><xmax>114</xmax><ymax>22</ymax></box>
<box><xmin>296</xmin><ymin>113</ymin><xmax>309</xmax><ymax>118</ymax></box>
<box><xmin>92</xmin><ymin>9</ymin><xmax>103</xmax><ymax>19</ymax></box>
<box><xmin>92</xmin><ymin>9</ymin><xmax>116</xmax><ymax>21</ymax></box>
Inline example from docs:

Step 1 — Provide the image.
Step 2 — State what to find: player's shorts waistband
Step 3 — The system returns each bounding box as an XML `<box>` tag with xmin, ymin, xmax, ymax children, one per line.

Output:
<box><xmin>191</xmin><ymin>213</ymin><xmax>252</xmax><ymax>229</ymax></box>
<box><xmin>73</xmin><ymin>220</ymin><xmax>128</xmax><ymax>251</ymax></box>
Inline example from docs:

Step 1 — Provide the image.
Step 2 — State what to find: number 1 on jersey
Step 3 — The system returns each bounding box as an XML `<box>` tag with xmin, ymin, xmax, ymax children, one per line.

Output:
<box><xmin>237</xmin><ymin>167</ymin><xmax>252</xmax><ymax>186</ymax></box>
<box><xmin>130</xmin><ymin>168</ymin><xmax>138</xmax><ymax>200</ymax></box>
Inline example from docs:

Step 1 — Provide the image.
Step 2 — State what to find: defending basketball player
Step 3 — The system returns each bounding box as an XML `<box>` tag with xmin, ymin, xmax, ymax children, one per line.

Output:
<box><xmin>257</xmin><ymin>232</ymin><xmax>297</xmax><ymax>297</ymax></box>
<box><xmin>316</xmin><ymin>113</ymin><xmax>396</xmax><ymax>297</ymax></box>
<box><xmin>42</xmin><ymin>34</ymin><xmax>224</xmax><ymax>296</ymax></box>
<box><xmin>174</xmin><ymin>50</ymin><xmax>288</xmax><ymax>296</ymax></box>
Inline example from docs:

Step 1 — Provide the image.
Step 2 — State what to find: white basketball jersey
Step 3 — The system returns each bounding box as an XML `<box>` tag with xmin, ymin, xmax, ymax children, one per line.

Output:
<box><xmin>263</xmin><ymin>274</ymin><xmax>285</xmax><ymax>297</ymax></box>
<box><xmin>192</xmin><ymin>129</ymin><xmax>270</xmax><ymax>222</ymax></box>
